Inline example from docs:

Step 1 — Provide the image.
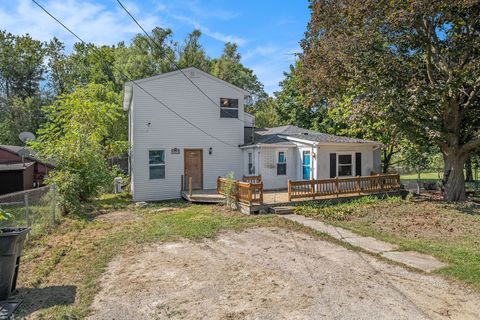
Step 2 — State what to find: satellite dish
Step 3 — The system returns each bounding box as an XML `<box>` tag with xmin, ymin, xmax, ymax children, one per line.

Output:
<box><xmin>19</xmin><ymin>131</ymin><xmax>36</xmax><ymax>143</ymax></box>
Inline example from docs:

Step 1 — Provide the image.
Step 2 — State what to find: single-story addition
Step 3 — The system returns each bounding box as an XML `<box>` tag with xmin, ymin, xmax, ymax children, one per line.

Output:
<box><xmin>123</xmin><ymin>67</ymin><xmax>383</xmax><ymax>202</ymax></box>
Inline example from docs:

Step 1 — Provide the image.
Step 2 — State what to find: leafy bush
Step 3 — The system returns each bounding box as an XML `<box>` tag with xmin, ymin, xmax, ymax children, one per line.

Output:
<box><xmin>31</xmin><ymin>84</ymin><xmax>127</xmax><ymax>213</ymax></box>
<box><xmin>223</xmin><ymin>171</ymin><xmax>238</xmax><ymax>209</ymax></box>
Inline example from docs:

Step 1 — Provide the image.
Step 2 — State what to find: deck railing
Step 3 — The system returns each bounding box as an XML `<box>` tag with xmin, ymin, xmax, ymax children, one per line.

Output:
<box><xmin>217</xmin><ymin>177</ymin><xmax>263</xmax><ymax>205</ymax></box>
<box><xmin>242</xmin><ymin>175</ymin><xmax>262</xmax><ymax>183</ymax></box>
<box><xmin>288</xmin><ymin>174</ymin><xmax>401</xmax><ymax>201</ymax></box>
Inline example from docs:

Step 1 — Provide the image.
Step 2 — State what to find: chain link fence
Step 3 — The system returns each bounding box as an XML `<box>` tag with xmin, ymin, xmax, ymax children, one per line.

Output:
<box><xmin>0</xmin><ymin>185</ymin><xmax>59</xmax><ymax>241</ymax></box>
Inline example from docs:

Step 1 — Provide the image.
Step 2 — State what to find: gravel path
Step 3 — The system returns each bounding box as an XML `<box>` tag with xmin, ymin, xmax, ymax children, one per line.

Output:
<box><xmin>90</xmin><ymin>228</ymin><xmax>480</xmax><ymax>319</ymax></box>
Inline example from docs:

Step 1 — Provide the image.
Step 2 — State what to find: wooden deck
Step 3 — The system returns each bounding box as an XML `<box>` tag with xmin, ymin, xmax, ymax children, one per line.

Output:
<box><xmin>181</xmin><ymin>188</ymin><xmax>407</xmax><ymax>213</ymax></box>
<box><xmin>181</xmin><ymin>174</ymin><xmax>406</xmax><ymax>214</ymax></box>
<box><xmin>181</xmin><ymin>189</ymin><xmax>225</xmax><ymax>203</ymax></box>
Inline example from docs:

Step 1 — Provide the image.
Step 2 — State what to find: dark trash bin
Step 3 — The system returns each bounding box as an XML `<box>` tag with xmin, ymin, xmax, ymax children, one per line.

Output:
<box><xmin>0</xmin><ymin>227</ymin><xmax>29</xmax><ymax>300</ymax></box>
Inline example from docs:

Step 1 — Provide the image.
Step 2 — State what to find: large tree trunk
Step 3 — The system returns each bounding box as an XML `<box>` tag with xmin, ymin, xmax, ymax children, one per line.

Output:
<box><xmin>465</xmin><ymin>156</ymin><xmax>473</xmax><ymax>182</ymax></box>
<box><xmin>442</xmin><ymin>151</ymin><xmax>467</xmax><ymax>201</ymax></box>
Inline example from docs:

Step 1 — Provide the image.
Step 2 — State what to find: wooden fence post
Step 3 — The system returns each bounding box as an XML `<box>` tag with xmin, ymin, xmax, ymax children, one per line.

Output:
<box><xmin>356</xmin><ymin>176</ymin><xmax>361</xmax><ymax>195</ymax></box>
<box><xmin>288</xmin><ymin>180</ymin><xmax>292</xmax><ymax>202</ymax></box>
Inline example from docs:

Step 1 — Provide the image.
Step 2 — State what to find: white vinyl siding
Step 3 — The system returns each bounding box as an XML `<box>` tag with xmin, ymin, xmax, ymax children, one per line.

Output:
<box><xmin>129</xmin><ymin>69</ymin><xmax>245</xmax><ymax>201</ymax></box>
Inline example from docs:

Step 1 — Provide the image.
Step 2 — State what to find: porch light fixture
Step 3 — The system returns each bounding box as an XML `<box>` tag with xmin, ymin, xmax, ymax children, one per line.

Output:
<box><xmin>209</xmin><ymin>147</ymin><xmax>213</xmax><ymax>155</ymax></box>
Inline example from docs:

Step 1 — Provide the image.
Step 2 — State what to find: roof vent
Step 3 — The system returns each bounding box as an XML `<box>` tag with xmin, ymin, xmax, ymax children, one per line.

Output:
<box><xmin>188</xmin><ymin>70</ymin><xmax>198</xmax><ymax>78</ymax></box>
<box><xmin>302</xmin><ymin>132</ymin><xmax>309</xmax><ymax>135</ymax></box>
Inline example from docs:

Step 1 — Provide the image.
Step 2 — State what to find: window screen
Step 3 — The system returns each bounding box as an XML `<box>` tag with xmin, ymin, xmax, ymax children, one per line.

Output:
<box><xmin>149</xmin><ymin>150</ymin><xmax>165</xmax><ymax>179</ymax></box>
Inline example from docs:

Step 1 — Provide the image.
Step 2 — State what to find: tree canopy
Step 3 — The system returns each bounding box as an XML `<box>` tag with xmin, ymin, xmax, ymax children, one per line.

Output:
<box><xmin>299</xmin><ymin>0</ymin><xmax>480</xmax><ymax>201</ymax></box>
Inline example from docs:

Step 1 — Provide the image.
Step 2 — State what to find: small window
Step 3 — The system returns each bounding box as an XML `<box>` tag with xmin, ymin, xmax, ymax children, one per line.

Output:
<box><xmin>338</xmin><ymin>154</ymin><xmax>352</xmax><ymax>177</ymax></box>
<box><xmin>149</xmin><ymin>150</ymin><xmax>165</xmax><ymax>179</ymax></box>
<box><xmin>248</xmin><ymin>152</ymin><xmax>254</xmax><ymax>175</ymax></box>
<box><xmin>277</xmin><ymin>151</ymin><xmax>286</xmax><ymax>175</ymax></box>
<box><xmin>220</xmin><ymin>98</ymin><xmax>239</xmax><ymax>118</ymax></box>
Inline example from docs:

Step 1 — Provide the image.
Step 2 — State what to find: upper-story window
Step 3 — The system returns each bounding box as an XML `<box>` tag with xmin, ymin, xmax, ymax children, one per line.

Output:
<box><xmin>220</xmin><ymin>98</ymin><xmax>239</xmax><ymax>118</ymax></box>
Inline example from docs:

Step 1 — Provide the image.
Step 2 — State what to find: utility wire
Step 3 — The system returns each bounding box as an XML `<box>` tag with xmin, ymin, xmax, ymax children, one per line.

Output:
<box><xmin>115</xmin><ymin>0</ymin><xmax>254</xmax><ymax>127</ymax></box>
<box><xmin>31</xmin><ymin>0</ymin><xmax>240</xmax><ymax>149</ymax></box>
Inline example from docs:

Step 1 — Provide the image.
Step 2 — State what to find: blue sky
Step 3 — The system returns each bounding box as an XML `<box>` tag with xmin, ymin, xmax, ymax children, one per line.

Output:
<box><xmin>0</xmin><ymin>0</ymin><xmax>310</xmax><ymax>94</ymax></box>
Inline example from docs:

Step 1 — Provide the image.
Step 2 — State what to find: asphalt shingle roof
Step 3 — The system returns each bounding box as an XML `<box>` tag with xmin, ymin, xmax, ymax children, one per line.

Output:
<box><xmin>242</xmin><ymin>125</ymin><xmax>381</xmax><ymax>146</ymax></box>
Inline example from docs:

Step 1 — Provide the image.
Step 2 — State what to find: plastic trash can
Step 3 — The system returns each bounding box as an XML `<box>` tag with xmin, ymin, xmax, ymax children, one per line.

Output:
<box><xmin>0</xmin><ymin>228</ymin><xmax>29</xmax><ymax>300</ymax></box>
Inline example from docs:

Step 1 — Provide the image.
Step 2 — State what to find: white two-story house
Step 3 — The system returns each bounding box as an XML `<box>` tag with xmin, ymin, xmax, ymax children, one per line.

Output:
<box><xmin>124</xmin><ymin>67</ymin><xmax>382</xmax><ymax>201</ymax></box>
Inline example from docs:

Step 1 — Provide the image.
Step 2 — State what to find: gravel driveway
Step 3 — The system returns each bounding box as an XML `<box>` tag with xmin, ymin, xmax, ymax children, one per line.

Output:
<box><xmin>90</xmin><ymin>228</ymin><xmax>480</xmax><ymax>319</ymax></box>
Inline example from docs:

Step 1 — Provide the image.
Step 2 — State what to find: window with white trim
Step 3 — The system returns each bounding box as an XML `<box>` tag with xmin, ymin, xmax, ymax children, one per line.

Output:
<box><xmin>220</xmin><ymin>98</ymin><xmax>239</xmax><ymax>118</ymax></box>
<box><xmin>338</xmin><ymin>154</ymin><xmax>353</xmax><ymax>177</ymax></box>
<box><xmin>277</xmin><ymin>151</ymin><xmax>286</xmax><ymax>175</ymax></box>
<box><xmin>149</xmin><ymin>150</ymin><xmax>165</xmax><ymax>179</ymax></box>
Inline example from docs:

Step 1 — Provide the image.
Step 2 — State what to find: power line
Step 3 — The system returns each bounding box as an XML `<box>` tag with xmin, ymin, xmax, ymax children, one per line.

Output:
<box><xmin>115</xmin><ymin>0</ymin><xmax>253</xmax><ymax>127</ymax></box>
<box><xmin>31</xmin><ymin>0</ymin><xmax>240</xmax><ymax>149</ymax></box>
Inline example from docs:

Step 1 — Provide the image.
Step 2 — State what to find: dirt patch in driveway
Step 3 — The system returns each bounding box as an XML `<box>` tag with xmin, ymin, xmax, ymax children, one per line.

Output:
<box><xmin>90</xmin><ymin>228</ymin><xmax>480</xmax><ymax>320</ymax></box>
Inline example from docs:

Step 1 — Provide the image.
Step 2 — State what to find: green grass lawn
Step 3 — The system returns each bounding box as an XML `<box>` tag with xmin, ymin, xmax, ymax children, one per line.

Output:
<box><xmin>400</xmin><ymin>171</ymin><xmax>442</xmax><ymax>181</ymax></box>
<box><xmin>15</xmin><ymin>194</ymin><xmax>324</xmax><ymax>319</ymax></box>
<box><xmin>295</xmin><ymin>196</ymin><xmax>480</xmax><ymax>290</ymax></box>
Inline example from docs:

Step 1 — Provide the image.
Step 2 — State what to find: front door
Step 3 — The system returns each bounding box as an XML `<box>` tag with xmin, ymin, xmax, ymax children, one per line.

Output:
<box><xmin>184</xmin><ymin>149</ymin><xmax>203</xmax><ymax>189</ymax></box>
<box><xmin>302</xmin><ymin>151</ymin><xmax>311</xmax><ymax>180</ymax></box>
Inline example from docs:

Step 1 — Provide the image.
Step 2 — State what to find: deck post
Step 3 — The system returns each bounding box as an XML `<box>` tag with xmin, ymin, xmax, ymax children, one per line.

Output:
<box><xmin>259</xmin><ymin>182</ymin><xmax>263</xmax><ymax>204</ymax></box>
<box><xmin>311</xmin><ymin>179</ymin><xmax>315</xmax><ymax>199</ymax></box>
<box><xmin>181</xmin><ymin>175</ymin><xmax>184</xmax><ymax>192</ymax></box>
<box><xmin>189</xmin><ymin>176</ymin><xmax>193</xmax><ymax>196</ymax></box>
<box><xmin>335</xmin><ymin>177</ymin><xmax>339</xmax><ymax>198</ymax></box>
<box><xmin>288</xmin><ymin>179</ymin><xmax>292</xmax><ymax>202</ymax></box>
<box><xmin>356</xmin><ymin>176</ymin><xmax>361</xmax><ymax>195</ymax></box>
<box><xmin>248</xmin><ymin>183</ymin><xmax>253</xmax><ymax>205</ymax></box>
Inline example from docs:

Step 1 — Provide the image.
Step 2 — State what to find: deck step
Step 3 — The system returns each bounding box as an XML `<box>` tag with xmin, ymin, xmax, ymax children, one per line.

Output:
<box><xmin>268</xmin><ymin>206</ymin><xmax>295</xmax><ymax>214</ymax></box>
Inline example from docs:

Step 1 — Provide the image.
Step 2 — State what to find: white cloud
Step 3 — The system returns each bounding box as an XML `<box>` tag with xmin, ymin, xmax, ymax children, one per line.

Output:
<box><xmin>243</xmin><ymin>45</ymin><xmax>278</xmax><ymax>60</ymax></box>
<box><xmin>171</xmin><ymin>14</ymin><xmax>247</xmax><ymax>45</ymax></box>
<box><xmin>0</xmin><ymin>0</ymin><xmax>162</xmax><ymax>46</ymax></box>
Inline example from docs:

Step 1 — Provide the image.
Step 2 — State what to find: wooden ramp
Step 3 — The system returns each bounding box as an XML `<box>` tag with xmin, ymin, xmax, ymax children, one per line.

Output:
<box><xmin>181</xmin><ymin>189</ymin><xmax>225</xmax><ymax>204</ymax></box>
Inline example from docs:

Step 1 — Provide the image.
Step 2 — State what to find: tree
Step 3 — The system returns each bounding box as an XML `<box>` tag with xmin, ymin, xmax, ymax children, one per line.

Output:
<box><xmin>0</xmin><ymin>96</ymin><xmax>45</xmax><ymax>145</ymax></box>
<box><xmin>32</xmin><ymin>83</ymin><xmax>126</xmax><ymax>212</ymax></box>
<box><xmin>113</xmin><ymin>27</ymin><xmax>176</xmax><ymax>88</ymax></box>
<box><xmin>300</xmin><ymin>0</ymin><xmax>480</xmax><ymax>201</ymax></box>
<box><xmin>0</xmin><ymin>31</ymin><xmax>46</xmax><ymax>99</ymax></box>
<box><xmin>274</xmin><ymin>63</ymin><xmax>325</xmax><ymax>130</ymax></box>
<box><xmin>211</xmin><ymin>42</ymin><xmax>267</xmax><ymax>103</ymax></box>
<box><xmin>177</xmin><ymin>30</ymin><xmax>211</xmax><ymax>71</ymax></box>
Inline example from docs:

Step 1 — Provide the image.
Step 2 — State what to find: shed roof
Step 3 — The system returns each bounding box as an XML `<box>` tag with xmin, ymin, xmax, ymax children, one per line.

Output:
<box><xmin>0</xmin><ymin>145</ymin><xmax>55</xmax><ymax>167</ymax></box>
<box><xmin>0</xmin><ymin>162</ymin><xmax>34</xmax><ymax>171</ymax></box>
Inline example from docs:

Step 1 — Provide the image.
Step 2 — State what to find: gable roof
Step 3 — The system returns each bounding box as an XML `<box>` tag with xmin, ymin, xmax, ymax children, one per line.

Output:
<box><xmin>124</xmin><ymin>67</ymin><xmax>251</xmax><ymax>96</ymax></box>
<box><xmin>0</xmin><ymin>145</ymin><xmax>55</xmax><ymax>167</ymax></box>
<box><xmin>241</xmin><ymin>125</ymin><xmax>382</xmax><ymax>147</ymax></box>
